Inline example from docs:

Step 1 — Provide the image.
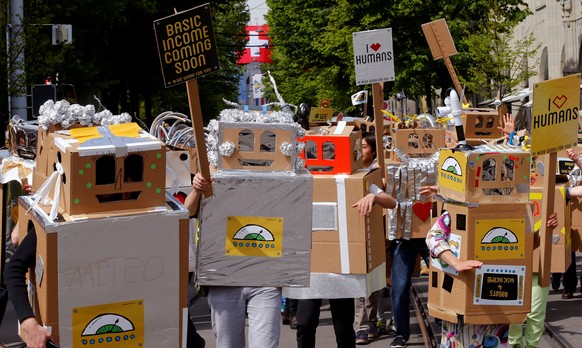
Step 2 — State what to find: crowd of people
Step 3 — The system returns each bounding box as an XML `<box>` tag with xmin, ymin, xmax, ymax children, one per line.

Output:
<box><xmin>3</xmin><ymin>115</ymin><xmax>582</xmax><ymax>348</ymax></box>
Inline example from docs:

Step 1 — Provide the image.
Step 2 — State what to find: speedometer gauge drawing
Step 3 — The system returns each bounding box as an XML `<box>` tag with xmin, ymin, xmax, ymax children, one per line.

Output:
<box><xmin>441</xmin><ymin>156</ymin><xmax>463</xmax><ymax>176</ymax></box>
<box><xmin>82</xmin><ymin>314</ymin><xmax>135</xmax><ymax>336</ymax></box>
<box><xmin>481</xmin><ymin>227</ymin><xmax>518</xmax><ymax>244</ymax></box>
<box><xmin>233</xmin><ymin>224</ymin><xmax>275</xmax><ymax>241</ymax></box>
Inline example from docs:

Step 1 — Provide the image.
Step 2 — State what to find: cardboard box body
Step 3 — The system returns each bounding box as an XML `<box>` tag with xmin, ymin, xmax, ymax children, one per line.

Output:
<box><xmin>17</xmin><ymin>194</ymin><xmax>189</xmax><ymax>347</ymax></box>
<box><xmin>33</xmin><ymin>124</ymin><xmax>166</xmax><ymax>216</ymax></box>
<box><xmin>197</xmin><ymin>170</ymin><xmax>313</xmax><ymax>287</ymax></box>
<box><xmin>283</xmin><ymin>263</ymin><xmax>386</xmax><ymax>299</ymax></box>
<box><xmin>437</xmin><ymin>145</ymin><xmax>530</xmax><ymax>203</ymax></box>
<box><xmin>462</xmin><ymin>108</ymin><xmax>503</xmax><ymax>141</ymax></box>
<box><xmin>311</xmin><ymin>169</ymin><xmax>385</xmax><ymax>274</ymax></box>
<box><xmin>217</xmin><ymin>122</ymin><xmax>298</xmax><ymax>172</ymax></box>
<box><xmin>299</xmin><ymin>125</ymin><xmax>362</xmax><ymax>175</ymax></box>
<box><xmin>531</xmin><ymin>184</ymin><xmax>572</xmax><ymax>272</ymax></box>
<box><xmin>386</xmin><ymin>159</ymin><xmax>438</xmax><ymax>239</ymax></box>
<box><xmin>390</xmin><ymin>128</ymin><xmax>445</xmax><ymax>160</ymax></box>
<box><xmin>427</xmin><ymin>202</ymin><xmax>533</xmax><ymax>324</ymax></box>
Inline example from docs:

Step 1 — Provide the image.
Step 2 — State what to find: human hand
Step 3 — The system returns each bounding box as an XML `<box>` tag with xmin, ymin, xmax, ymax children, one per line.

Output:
<box><xmin>567</xmin><ymin>148</ymin><xmax>580</xmax><ymax>163</ymax></box>
<box><xmin>547</xmin><ymin>212</ymin><xmax>558</xmax><ymax>229</ymax></box>
<box><xmin>20</xmin><ymin>317</ymin><xmax>52</xmax><ymax>348</ymax></box>
<box><xmin>352</xmin><ymin>193</ymin><xmax>376</xmax><ymax>216</ymax></box>
<box><xmin>192</xmin><ymin>173</ymin><xmax>211</xmax><ymax>193</ymax></box>
<box><xmin>23</xmin><ymin>184</ymin><xmax>33</xmax><ymax>195</ymax></box>
<box><xmin>419</xmin><ymin>185</ymin><xmax>437</xmax><ymax>198</ymax></box>
<box><xmin>11</xmin><ymin>224</ymin><xmax>19</xmax><ymax>246</ymax></box>
<box><xmin>451</xmin><ymin>259</ymin><xmax>483</xmax><ymax>272</ymax></box>
<box><xmin>497</xmin><ymin>113</ymin><xmax>515</xmax><ymax>136</ymax></box>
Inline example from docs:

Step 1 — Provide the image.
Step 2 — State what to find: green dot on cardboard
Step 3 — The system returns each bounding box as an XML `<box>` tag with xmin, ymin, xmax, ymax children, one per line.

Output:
<box><xmin>86</xmin><ymin>183</ymin><xmax>92</xmax><ymax>189</ymax></box>
<box><xmin>74</xmin><ymin>198</ymin><xmax>80</xmax><ymax>204</ymax></box>
<box><xmin>85</xmin><ymin>163</ymin><xmax>91</xmax><ymax>169</ymax></box>
<box><xmin>156</xmin><ymin>188</ymin><xmax>161</xmax><ymax>194</ymax></box>
<box><xmin>79</xmin><ymin>169</ymin><xmax>84</xmax><ymax>175</ymax></box>
<box><xmin>156</xmin><ymin>153</ymin><xmax>162</xmax><ymax>159</ymax></box>
<box><xmin>151</xmin><ymin>164</ymin><xmax>156</xmax><ymax>170</ymax></box>
<box><xmin>146</xmin><ymin>182</ymin><xmax>152</xmax><ymax>187</ymax></box>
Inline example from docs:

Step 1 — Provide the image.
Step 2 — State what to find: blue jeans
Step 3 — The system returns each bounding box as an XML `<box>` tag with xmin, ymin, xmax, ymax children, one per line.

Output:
<box><xmin>390</xmin><ymin>238</ymin><xmax>430</xmax><ymax>341</ymax></box>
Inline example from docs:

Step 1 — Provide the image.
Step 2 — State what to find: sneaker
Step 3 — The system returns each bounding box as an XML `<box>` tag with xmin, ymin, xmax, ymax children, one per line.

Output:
<box><xmin>390</xmin><ymin>336</ymin><xmax>407</xmax><ymax>348</ymax></box>
<box><xmin>355</xmin><ymin>330</ymin><xmax>369</xmax><ymax>345</ymax></box>
<box><xmin>562</xmin><ymin>291</ymin><xmax>574</xmax><ymax>299</ymax></box>
<box><xmin>376</xmin><ymin>319</ymin><xmax>388</xmax><ymax>335</ymax></box>
<box><xmin>368</xmin><ymin>323</ymin><xmax>379</xmax><ymax>339</ymax></box>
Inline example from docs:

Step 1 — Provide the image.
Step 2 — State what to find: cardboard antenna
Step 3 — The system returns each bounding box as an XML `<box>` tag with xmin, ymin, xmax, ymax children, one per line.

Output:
<box><xmin>422</xmin><ymin>18</ymin><xmax>469</xmax><ymax>105</ymax></box>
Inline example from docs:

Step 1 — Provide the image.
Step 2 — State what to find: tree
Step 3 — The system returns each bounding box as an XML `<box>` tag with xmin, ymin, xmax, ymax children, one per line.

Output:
<box><xmin>264</xmin><ymin>0</ymin><xmax>531</xmax><ymax>112</ymax></box>
<box><xmin>14</xmin><ymin>0</ymin><xmax>248</xmax><ymax>127</ymax></box>
<box><xmin>459</xmin><ymin>3</ymin><xmax>539</xmax><ymax>99</ymax></box>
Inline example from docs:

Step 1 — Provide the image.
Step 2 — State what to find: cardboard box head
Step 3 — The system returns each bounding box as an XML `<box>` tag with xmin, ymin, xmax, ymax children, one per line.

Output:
<box><xmin>34</xmin><ymin>123</ymin><xmax>166</xmax><ymax>216</ymax></box>
<box><xmin>299</xmin><ymin>124</ymin><xmax>362</xmax><ymax>174</ymax></box>
<box><xmin>462</xmin><ymin>108</ymin><xmax>503</xmax><ymax>141</ymax></box>
<box><xmin>437</xmin><ymin>145</ymin><xmax>530</xmax><ymax>203</ymax></box>
<box><xmin>217</xmin><ymin>122</ymin><xmax>299</xmax><ymax>172</ymax></box>
<box><xmin>390</xmin><ymin>128</ymin><xmax>445</xmax><ymax>160</ymax></box>
<box><xmin>427</xmin><ymin>202</ymin><xmax>533</xmax><ymax>324</ymax></box>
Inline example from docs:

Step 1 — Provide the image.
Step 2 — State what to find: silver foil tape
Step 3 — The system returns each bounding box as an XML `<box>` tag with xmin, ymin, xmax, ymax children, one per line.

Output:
<box><xmin>280</xmin><ymin>141</ymin><xmax>294</xmax><ymax>157</ymax></box>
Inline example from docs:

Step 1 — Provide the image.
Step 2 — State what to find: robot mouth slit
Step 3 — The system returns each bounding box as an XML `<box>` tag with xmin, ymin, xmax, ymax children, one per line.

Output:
<box><xmin>96</xmin><ymin>191</ymin><xmax>142</xmax><ymax>203</ymax></box>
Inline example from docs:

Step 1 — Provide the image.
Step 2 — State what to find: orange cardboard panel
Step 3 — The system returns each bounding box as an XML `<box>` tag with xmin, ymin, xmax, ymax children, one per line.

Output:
<box><xmin>300</xmin><ymin>125</ymin><xmax>362</xmax><ymax>175</ymax></box>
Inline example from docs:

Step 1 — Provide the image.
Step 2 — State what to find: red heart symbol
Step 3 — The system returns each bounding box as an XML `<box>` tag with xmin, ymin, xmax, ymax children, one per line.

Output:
<box><xmin>413</xmin><ymin>202</ymin><xmax>432</xmax><ymax>222</ymax></box>
<box><xmin>370</xmin><ymin>43</ymin><xmax>381</xmax><ymax>51</ymax></box>
<box><xmin>552</xmin><ymin>95</ymin><xmax>567</xmax><ymax>109</ymax></box>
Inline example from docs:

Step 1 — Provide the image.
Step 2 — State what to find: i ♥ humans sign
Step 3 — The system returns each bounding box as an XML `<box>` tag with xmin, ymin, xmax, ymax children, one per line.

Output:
<box><xmin>531</xmin><ymin>74</ymin><xmax>581</xmax><ymax>157</ymax></box>
<box><xmin>353</xmin><ymin>28</ymin><xmax>394</xmax><ymax>85</ymax></box>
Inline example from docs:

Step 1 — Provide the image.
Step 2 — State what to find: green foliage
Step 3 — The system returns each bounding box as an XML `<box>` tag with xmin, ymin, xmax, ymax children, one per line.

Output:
<box><xmin>13</xmin><ymin>0</ymin><xmax>247</xmax><ymax>126</ymax></box>
<box><xmin>265</xmin><ymin>0</ymin><xmax>531</xmax><ymax>111</ymax></box>
<box><xmin>459</xmin><ymin>2</ymin><xmax>538</xmax><ymax>99</ymax></box>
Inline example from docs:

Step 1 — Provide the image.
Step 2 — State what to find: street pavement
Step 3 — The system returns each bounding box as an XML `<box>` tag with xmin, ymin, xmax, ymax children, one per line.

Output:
<box><xmin>3</xmin><ymin>265</ymin><xmax>582</xmax><ymax>347</ymax></box>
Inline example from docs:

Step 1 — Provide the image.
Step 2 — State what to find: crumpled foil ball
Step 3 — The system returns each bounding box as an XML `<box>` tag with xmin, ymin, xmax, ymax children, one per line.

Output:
<box><xmin>219</xmin><ymin>141</ymin><xmax>235</xmax><ymax>157</ymax></box>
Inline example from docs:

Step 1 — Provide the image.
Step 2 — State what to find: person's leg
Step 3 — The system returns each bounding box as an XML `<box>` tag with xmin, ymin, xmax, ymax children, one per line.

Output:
<box><xmin>524</xmin><ymin>273</ymin><xmax>550</xmax><ymax>347</ymax></box>
<box><xmin>187</xmin><ymin>312</ymin><xmax>206</xmax><ymax>348</ymax></box>
<box><xmin>390</xmin><ymin>239</ymin><xmax>421</xmax><ymax>343</ymax></box>
<box><xmin>354</xmin><ymin>297</ymin><xmax>367</xmax><ymax>330</ymax></box>
<box><xmin>329</xmin><ymin>298</ymin><xmax>356</xmax><ymax>348</ymax></box>
<box><xmin>508</xmin><ymin>322</ymin><xmax>524</xmax><ymax>347</ymax></box>
<box><xmin>207</xmin><ymin>286</ymin><xmax>246</xmax><ymax>348</ymax></box>
<box><xmin>367</xmin><ymin>291</ymin><xmax>381</xmax><ymax>338</ymax></box>
<box><xmin>289</xmin><ymin>298</ymin><xmax>299</xmax><ymax>329</ymax></box>
<box><xmin>246</xmin><ymin>287</ymin><xmax>282</xmax><ymax>348</ymax></box>
<box><xmin>296</xmin><ymin>299</ymin><xmax>322</xmax><ymax>348</ymax></box>
<box><xmin>562</xmin><ymin>252</ymin><xmax>577</xmax><ymax>298</ymax></box>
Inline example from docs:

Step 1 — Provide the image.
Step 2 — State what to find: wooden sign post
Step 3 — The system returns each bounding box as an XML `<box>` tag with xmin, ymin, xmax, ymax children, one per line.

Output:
<box><xmin>372</xmin><ymin>83</ymin><xmax>386</xmax><ymax>177</ymax></box>
<box><xmin>531</xmin><ymin>74</ymin><xmax>581</xmax><ymax>286</ymax></box>
<box><xmin>353</xmin><ymin>28</ymin><xmax>394</xmax><ymax>178</ymax></box>
<box><xmin>422</xmin><ymin>18</ymin><xmax>468</xmax><ymax>105</ymax></box>
<box><xmin>154</xmin><ymin>3</ymin><xmax>220</xmax><ymax>196</ymax></box>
